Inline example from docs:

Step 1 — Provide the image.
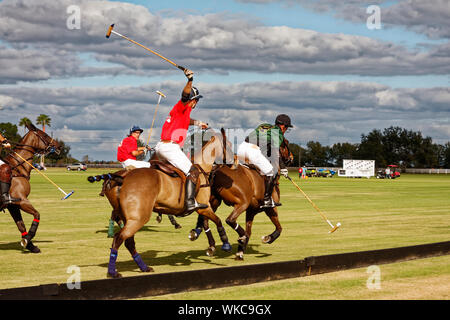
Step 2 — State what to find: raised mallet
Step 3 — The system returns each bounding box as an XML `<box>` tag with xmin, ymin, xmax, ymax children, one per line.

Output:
<box><xmin>146</xmin><ymin>90</ymin><xmax>166</xmax><ymax>146</ymax></box>
<box><xmin>106</xmin><ymin>24</ymin><xmax>187</xmax><ymax>72</ymax></box>
<box><xmin>13</xmin><ymin>151</ymin><xmax>74</xmax><ymax>200</ymax></box>
<box><xmin>285</xmin><ymin>175</ymin><xmax>341</xmax><ymax>233</ymax></box>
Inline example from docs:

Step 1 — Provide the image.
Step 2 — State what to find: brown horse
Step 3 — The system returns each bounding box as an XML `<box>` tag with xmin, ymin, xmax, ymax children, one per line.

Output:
<box><xmin>1</xmin><ymin>122</ymin><xmax>61</xmax><ymax>253</ymax></box>
<box><xmin>190</xmin><ymin>138</ymin><xmax>294</xmax><ymax>260</ymax></box>
<box><xmin>89</xmin><ymin>129</ymin><xmax>234</xmax><ymax>278</ymax></box>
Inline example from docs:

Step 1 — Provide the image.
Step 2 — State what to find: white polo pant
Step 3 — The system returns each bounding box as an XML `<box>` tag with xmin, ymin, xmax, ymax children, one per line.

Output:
<box><xmin>121</xmin><ymin>159</ymin><xmax>151</xmax><ymax>169</ymax></box>
<box><xmin>0</xmin><ymin>160</ymin><xmax>5</xmax><ymax>166</ymax></box>
<box><xmin>155</xmin><ymin>141</ymin><xmax>192</xmax><ymax>175</ymax></box>
<box><xmin>237</xmin><ymin>141</ymin><xmax>274</xmax><ymax>176</ymax></box>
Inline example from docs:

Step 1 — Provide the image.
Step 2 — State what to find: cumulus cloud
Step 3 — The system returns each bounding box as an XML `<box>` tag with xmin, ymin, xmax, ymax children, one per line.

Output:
<box><xmin>240</xmin><ymin>0</ymin><xmax>450</xmax><ymax>39</ymax></box>
<box><xmin>1</xmin><ymin>81</ymin><xmax>448</xmax><ymax>159</ymax></box>
<box><xmin>0</xmin><ymin>0</ymin><xmax>448</xmax><ymax>84</ymax></box>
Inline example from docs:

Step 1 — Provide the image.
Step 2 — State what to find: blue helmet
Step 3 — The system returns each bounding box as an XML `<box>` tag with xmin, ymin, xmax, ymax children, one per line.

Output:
<box><xmin>129</xmin><ymin>125</ymin><xmax>144</xmax><ymax>135</ymax></box>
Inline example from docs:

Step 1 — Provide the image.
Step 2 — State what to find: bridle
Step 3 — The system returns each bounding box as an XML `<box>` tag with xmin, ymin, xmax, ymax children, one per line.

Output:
<box><xmin>5</xmin><ymin>129</ymin><xmax>59</xmax><ymax>177</ymax></box>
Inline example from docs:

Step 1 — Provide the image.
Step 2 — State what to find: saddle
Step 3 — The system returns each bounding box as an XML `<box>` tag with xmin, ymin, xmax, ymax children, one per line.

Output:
<box><xmin>150</xmin><ymin>160</ymin><xmax>184</xmax><ymax>178</ymax></box>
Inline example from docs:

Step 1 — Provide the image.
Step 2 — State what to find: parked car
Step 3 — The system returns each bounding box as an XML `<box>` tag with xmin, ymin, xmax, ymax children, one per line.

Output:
<box><xmin>67</xmin><ymin>163</ymin><xmax>87</xmax><ymax>171</ymax></box>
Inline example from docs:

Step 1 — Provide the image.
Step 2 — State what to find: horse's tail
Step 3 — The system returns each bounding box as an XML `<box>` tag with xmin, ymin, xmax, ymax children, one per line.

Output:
<box><xmin>87</xmin><ymin>173</ymin><xmax>124</xmax><ymax>185</ymax></box>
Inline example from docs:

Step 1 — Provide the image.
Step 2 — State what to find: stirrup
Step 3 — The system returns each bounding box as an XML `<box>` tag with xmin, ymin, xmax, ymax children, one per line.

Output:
<box><xmin>183</xmin><ymin>200</ymin><xmax>208</xmax><ymax>217</ymax></box>
<box><xmin>1</xmin><ymin>194</ymin><xmax>20</xmax><ymax>205</ymax></box>
<box><xmin>260</xmin><ymin>198</ymin><xmax>281</xmax><ymax>209</ymax></box>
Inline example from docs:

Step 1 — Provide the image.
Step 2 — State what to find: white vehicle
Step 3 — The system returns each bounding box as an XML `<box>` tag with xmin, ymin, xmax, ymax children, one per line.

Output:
<box><xmin>67</xmin><ymin>163</ymin><xmax>87</xmax><ymax>171</ymax></box>
<box><xmin>338</xmin><ymin>160</ymin><xmax>375</xmax><ymax>178</ymax></box>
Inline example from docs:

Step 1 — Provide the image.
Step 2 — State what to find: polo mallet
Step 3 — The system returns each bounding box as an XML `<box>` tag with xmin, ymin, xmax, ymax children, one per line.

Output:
<box><xmin>13</xmin><ymin>151</ymin><xmax>74</xmax><ymax>200</ymax></box>
<box><xmin>106</xmin><ymin>24</ymin><xmax>187</xmax><ymax>72</ymax></box>
<box><xmin>146</xmin><ymin>91</ymin><xmax>166</xmax><ymax>146</ymax></box>
<box><xmin>285</xmin><ymin>175</ymin><xmax>341</xmax><ymax>233</ymax></box>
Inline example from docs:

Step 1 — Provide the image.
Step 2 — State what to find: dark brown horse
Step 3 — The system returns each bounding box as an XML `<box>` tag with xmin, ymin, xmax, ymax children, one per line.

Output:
<box><xmin>2</xmin><ymin>122</ymin><xmax>61</xmax><ymax>253</ymax></box>
<box><xmin>89</xmin><ymin>129</ymin><xmax>234</xmax><ymax>278</ymax></box>
<box><xmin>190</xmin><ymin>138</ymin><xmax>293</xmax><ymax>260</ymax></box>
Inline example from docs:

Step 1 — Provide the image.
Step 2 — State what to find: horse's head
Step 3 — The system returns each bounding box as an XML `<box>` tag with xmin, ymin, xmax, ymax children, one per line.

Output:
<box><xmin>23</xmin><ymin>122</ymin><xmax>61</xmax><ymax>155</ymax></box>
<box><xmin>280</xmin><ymin>138</ymin><xmax>294</xmax><ymax>167</ymax></box>
<box><xmin>195</xmin><ymin>128</ymin><xmax>234</xmax><ymax>166</ymax></box>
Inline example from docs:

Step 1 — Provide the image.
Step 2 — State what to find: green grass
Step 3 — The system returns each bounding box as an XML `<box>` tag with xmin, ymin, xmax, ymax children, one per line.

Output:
<box><xmin>0</xmin><ymin>169</ymin><xmax>449</xmax><ymax>299</ymax></box>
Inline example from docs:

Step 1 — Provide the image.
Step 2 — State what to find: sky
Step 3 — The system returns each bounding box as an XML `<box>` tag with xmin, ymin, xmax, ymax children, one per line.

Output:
<box><xmin>0</xmin><ymin>0</ymin><xmax>449</xmax><ymax>161</ymax></box>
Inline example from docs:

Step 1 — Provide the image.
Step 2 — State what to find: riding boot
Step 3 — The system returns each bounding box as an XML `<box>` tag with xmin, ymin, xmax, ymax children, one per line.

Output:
<box><xmin>0</xmin><ymin>181</ymin><xmax>20</xmax><ymax>205</ymax></box>
<box><xmin>184</xmin><ymin>179</ymin><xmax>208</xmax><ymax>215</ymax></box>
<box><xmin>260</xmin><ymin>174</ymin><xmax>281</xmax><ymax>208</ymax></box>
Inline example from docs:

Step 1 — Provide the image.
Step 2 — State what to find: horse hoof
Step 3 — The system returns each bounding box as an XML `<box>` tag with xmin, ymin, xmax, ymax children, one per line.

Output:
<box><xmin>206</xmin><ymin>246</ymin><xmax>216</xmax><ymax>257</ymax></box>
<box><xmin>107</xmin><ymin>271</ymin><xmax>122</xmax><ymax>279</ymax></box>
<box><xmin>26</xmin><ymin>241</ymin><xmax>41</xmax><ymax>253</ymax></box>
<box><xmin>188</xmin><ymin>228</ymin><xmax>201</xmax><ymax>241</ymax></box>
<box><xmin>261</xmin><ymin>235</ymin><xmax>271</xmax><ymax>244</ymax></box>
<box><xmin>20</xmin><ymin>238</ymin><xmax>28</xmax><ymax>248</ymax></box>
<box><xmin>221</xmin><ymin>243</ymin><xmax>232</xmax><ymax>252</ymax></box>
<box><xmin>143</xmin><ymin>266</ymin><xmax>155</xmax><ymax>273</ymax></box>
<box><xmin>235</xmin><ymin>252</ymin><xmax>244</xmax><ymax>261</ymax></box>
<box><xmin>174</xmin><ymin>224</ymin><xmax>182</xmax><ymax>229</ymax></box>
<box><xmin>156</xmin><ymin>216</ymin><xmax>162</xmax><ymax>223</ymax></box>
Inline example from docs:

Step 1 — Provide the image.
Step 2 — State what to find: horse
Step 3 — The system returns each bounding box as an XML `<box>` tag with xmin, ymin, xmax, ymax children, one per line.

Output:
<box><xmin>88</xmin><ymin>128</ymin><xmax>234</xmax><ymax>278</ymax></box>
<box><xmin>98</xmin><ymin>171</ymin><xmax>181</xmax><ymax>238</ymax></box>
<box><xmin>189</xmin><ymin>138</ymin><xmax>294</xmax><ymax>260</ymax></box>
<box><xmin>1</xmin><ymin>122</ymin><xmax>61</xmax><ymax>253</ymax></box>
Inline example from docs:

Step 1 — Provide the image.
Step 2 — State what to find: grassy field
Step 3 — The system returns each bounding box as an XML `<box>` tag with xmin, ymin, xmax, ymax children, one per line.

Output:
<box><xmin>0</xmin><ymin>168</ymin><xmax>449</xmax><ymax>299</ymax></box>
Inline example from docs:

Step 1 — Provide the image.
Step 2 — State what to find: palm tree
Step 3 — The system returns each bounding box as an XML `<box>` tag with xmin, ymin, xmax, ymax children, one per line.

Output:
<box><xmin>18</xmin><ymin>117</ymin><xmax>32</xmax><ymax>135</ymax></box>
<box><xmin>36</xmin><ymin>114</ymin><xmax>51</xmax><ymax>132</ymax></box>
<box><xmin>36</xmin><ymin>114</ymin><xmax>51</xmax><ymax>170</ymax></box>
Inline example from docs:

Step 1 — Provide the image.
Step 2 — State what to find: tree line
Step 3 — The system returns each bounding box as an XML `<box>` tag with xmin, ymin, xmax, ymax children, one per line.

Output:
<box><xmin>1</xmin><ymin>119</ymin><xmax>449</xmax><ymax>168</ymax></box>
<box><xmin>0</xmin><ymin>116</ymin><xmax>76</xmax><ymax>164</ymax></box>
<box><xmin>289</xmin><ymin>126</ymin><xmax>450</xmax><ymax>169</ymax></box>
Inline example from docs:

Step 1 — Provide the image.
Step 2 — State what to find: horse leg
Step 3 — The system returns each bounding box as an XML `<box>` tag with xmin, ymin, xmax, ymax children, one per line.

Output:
<box><xmin>168</xmin><ymin>215</ymin><xmax>182</xmax><ymax>229</ymax></box>
<box><xmin>225</xmin><ymin>204</ymin><xmax>248</xmax><ymax>258</ymax></box>
<box><xmin>108</xmin><ymin>219</ymin><xmax>145</xmax><ymax>278</ymax></box>
<box><xmin>202</xmin><ymin>217</ymin><xmax>217</xmax><ymax>256</ymax></box>
<box><xmin>234</xmin><ymin>209</ymin><xmax>256</xmax><ymax>261</ymax></box>
<box><xmin>16</xmin><ymin>199</ymin><xmax>41</xmax><ymax>253</ymax></box>
<box><xmin>124</xmin><ymin>235</ymin><xmax>154</xmax><ymax>273</ymax></box>
<box><xmin>262</xmin><ymin>207</ymin><xmax>282</xmax><ymax>244</ymax></box>
<box><xmin>7</xmin><ymin>205</ymin><xmax>40</xmax><ymax>253</ymax></box>
<box><xmin>189</xmin><ymin>196</ymin><xmax>221</xmax><ymax>241</ymax></box>
<box><xmin>197</xmin><ymin>207</ymin><xmax>231</xmax><ymax>252</ymax></box>
<box><xmin>189</xmin><ymin>214</ymin><xmax>204</xmax><ymax>241</ymax></box>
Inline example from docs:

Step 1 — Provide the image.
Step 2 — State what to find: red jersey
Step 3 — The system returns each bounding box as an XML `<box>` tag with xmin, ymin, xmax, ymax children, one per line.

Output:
<box><xmin>160</xmin><ymin>100</ymin><xmax>192</xmax><ymax>146</ymax></box>
<box><xmin>117</xmin><ymin>135</ymin><xmax>138</xmax><ymax>162</ymax></box>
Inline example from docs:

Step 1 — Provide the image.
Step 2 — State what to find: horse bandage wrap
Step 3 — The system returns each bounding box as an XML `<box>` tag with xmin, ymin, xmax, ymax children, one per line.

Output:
<box><xmin>0</xmin><ymin>164</ymin><xmax>12</xmax><ymax>183</ymax></box>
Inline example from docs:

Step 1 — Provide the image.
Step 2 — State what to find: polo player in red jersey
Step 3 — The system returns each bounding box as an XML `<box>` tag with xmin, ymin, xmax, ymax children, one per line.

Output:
<box><xmin>155</xmin><ymin>68</ymin><xmax>209</xmax><ymax>215</ymax></box>
<box><xmin>0</xmin><ymin>132</ymin><xmax>20</xmax><ymax>206</ymax></box>
<box><xmin>117</xmin><ymin>126</ymin><xmax>151</xmax><ymax>169</ymax></box>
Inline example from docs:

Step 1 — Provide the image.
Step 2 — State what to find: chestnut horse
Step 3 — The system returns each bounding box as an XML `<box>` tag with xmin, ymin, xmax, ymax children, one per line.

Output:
<box><xmin>190</xmin><ymin>138</ymin><xmax>294</xmax><ymax>260</ymax></box>
<box><xmin>1</xmin><ymin>122</ymin><xmax>61</xmax><ymax>253</ymax></box>
<box><xmin>89</xmin><ymin>129</ymin><xmax>234</xmax><ymax>278</ymax></box>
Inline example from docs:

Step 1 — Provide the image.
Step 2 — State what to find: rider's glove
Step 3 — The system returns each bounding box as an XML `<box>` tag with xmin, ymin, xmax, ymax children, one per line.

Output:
<box><xmin>280</xmin><ymin>168</ymin><xmax>289</xmax><ymax>178</ymax></box>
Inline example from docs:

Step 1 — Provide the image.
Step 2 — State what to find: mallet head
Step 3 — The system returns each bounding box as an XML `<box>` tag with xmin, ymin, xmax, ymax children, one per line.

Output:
<box><xmin>329</xmin><ymin>222</ymin><xmax>341</xmax><ymax>234</ymax></box>
<box><xmin>106</xmin><ymin>24</ymin><xmax>115</xmax><ymax>38</ymax></box>
<box><xmin>156</xmin><ymin>90</ymin><xmax>166</xmax><ymax>98</ymax></box>
<box><xmin>62</xmin><ymin>190</ymin><xmax>75</xmax><ymax>201</ymax></box>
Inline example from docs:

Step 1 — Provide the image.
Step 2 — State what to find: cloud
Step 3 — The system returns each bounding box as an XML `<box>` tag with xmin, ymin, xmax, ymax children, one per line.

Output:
<box><xmin>239</xmin><ymin>0</ymin><xmax>450</xmax><ymax>39</ymax></box>
<box><xmin>0</xmin><ymin>0</ymin><xmax>448</xmax><ymax>84</ymax></box>
<box><xmin>1</xmin><ymin>80</ymin><xmax>448</xmax><ymax>159</ymax></box>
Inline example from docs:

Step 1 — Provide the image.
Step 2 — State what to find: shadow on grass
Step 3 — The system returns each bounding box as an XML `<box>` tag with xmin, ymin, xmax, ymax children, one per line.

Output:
<box><xmin>95</xmin><ymin>224</ymin><xmax>180</xmax><ymax>235</ymax></box>
<box><xmin>0</xmin><ymin>240</ymin><xmax>52</xmax><ymax>253</ymax></box>
<box><xmin>87</xmin><ymin>243</ymin><xmax>272</xmax><ymax>274</ymax></box>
